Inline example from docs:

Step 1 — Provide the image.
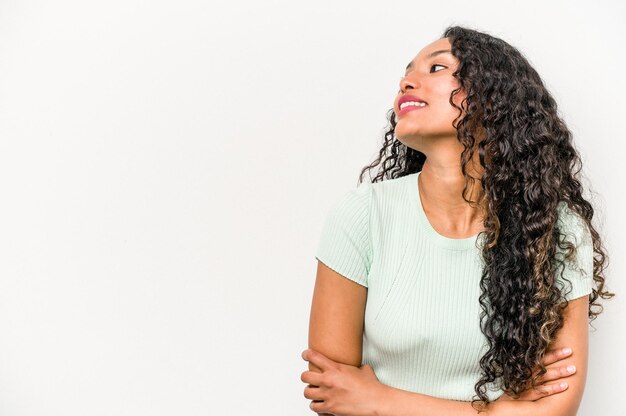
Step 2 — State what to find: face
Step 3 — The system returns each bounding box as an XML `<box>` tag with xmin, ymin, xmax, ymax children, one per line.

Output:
<box><xmin>393</xmin><ymin>37</ymin><xmax>466</xmax><ymax>150</ymax></box>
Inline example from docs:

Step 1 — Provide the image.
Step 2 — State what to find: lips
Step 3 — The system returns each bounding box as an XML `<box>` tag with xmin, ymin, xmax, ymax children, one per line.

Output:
<box><xmin>398</xmin><ymin>94</ymin><xmax>427</xmax><ymax>107</ymax></box>
<box><xmin>397</xmin><ymin>94</ymin><xmax>428</xmax><ymax>116</ymax></box>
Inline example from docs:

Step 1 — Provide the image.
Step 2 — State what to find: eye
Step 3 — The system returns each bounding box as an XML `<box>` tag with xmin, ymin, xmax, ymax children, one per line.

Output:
<box><xmin>430</xmin><ymin>64</ymin><xmax>446</xmax><ymax>73</ymax></box>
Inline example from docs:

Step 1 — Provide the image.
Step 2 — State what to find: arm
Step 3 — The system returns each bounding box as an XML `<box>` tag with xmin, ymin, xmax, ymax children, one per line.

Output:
<box><xmin>517</xmin><ymin>295</ymin><xmax>589</xmax><ymax>416</ymax></box>
<box><xmin>303</xmin><ymin>346</ymin><xmax>575</xmax><ymax>416</ymax></box>
<box><xmin>306</xmin><ymin>262</ymin><xmax>516</xmax><ymax>416</ymax></box>
<box><xmin>378</xmin><ymin>295</ymin><xmax>589</xmax><ymax>416</ymax></box>
<box><xmin>307</xmin><ymin>260</ymin><xmax>368</xmax><ymax>414</ymax></box>
<box><xmin>308</xmin><ymin>260</ymin><xmax>367</xmax><ymax>368</ymax></box>
<box><xmin>306</xmin><ymin>260</ymin><xmax>585</xmax><ymax>416</ymax></box>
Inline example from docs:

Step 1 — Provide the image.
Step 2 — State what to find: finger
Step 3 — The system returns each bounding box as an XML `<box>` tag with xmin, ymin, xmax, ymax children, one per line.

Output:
<box><xmin>301</xmin><ymin>370</ymin><xmax>324</xmax><ymax>386</ymax></box>
<box><xmin>524</xmin><ymin>381</ymin><xmax>569</xmax><ymax>401</ymax></box>
<box><xmin>496</xmin><ymin>392</ymin><xmax>513</xmax><ymax>401</ymax></box>
<box><xmin>541</xmin><ymin>347</ymin><xmax>573</xmax><ymax>366</ymax></box>
<box><xmin>360</xmin><ymin>363</ymin><xmax>379</xmax><ymax>379</ymax></box>
<box><xmin>535</xmin><ymin>364</ymin><xmax>577</xmax><ymax>384</ymax></box>
<box><xmin>303</xmin><ymin>385</ymin><xmax>325</xmax><ymax>401</ymax></box>
<box><xmin>309</xmin><ymin>400</ymin><xmax>327</xmax><ymax>414</ymax></box>
<box><xmin>302</xmin><ymin>349</ymin><xmax>338</xmax><ymax>372</ymax></box>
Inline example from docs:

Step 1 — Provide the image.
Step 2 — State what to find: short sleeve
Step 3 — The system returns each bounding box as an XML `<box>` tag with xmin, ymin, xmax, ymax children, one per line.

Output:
<box><xmin>314</xmin><ymin>183</ymin><xmax>372</xmax><ymax>288</ymax></box>
<box><xmin>554</xmin><ymin>202</ymin><xmax>594</xmax><ymax>301</ymax></box>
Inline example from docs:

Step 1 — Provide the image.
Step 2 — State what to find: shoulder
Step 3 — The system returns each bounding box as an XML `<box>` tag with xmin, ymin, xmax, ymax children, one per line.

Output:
<box><xmin>327</xmin><ymin>173</ymin><xmax>408</xmax><ymax>209</ymax></box>
<box><xmin>556</xmin><ymin>201</ymin><xmax>592</xmax><ymax>246</ymax></box>
<box><xmin>368</xmin><ymin>173</ymin><xmax>416</xmax><ymax>194</ymax></box>
<box><xmin>325</xmin><ymin>181</ymin><xmax>373</xmax><ymax>223</ymax></box>
<box><xmin>358</xmin><ymin>173</ymin><xmax>417</xmax><ymax>208</ymax></box>
<box><xmin>316</xmin><ymin>182</ymin><xmax>375</xmax><ymax>287</ymax></box>
<box><xmin>554</xmin><ymin>201</ymin><xmax>594</xmax><ymax>300</ymax></box>
<box><xmin>323</xmin><ymin>173</ymin><xmax>416</xmax><ymax>230</ymax></box>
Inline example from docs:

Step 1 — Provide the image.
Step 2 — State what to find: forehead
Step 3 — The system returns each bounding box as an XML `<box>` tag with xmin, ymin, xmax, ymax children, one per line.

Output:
<box><xmin>406</xmin><ymin>37</ymin><xmax>455</xmax><ymax>67</ymax></box>
<box><xmin>419</xmin><ymin>37</ymin><xmax>452</xmax><ymax>56</ymax></box>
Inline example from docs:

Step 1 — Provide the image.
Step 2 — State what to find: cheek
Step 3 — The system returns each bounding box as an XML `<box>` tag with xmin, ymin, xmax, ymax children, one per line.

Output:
<box><xmin>451</xmin><ymin>90</ymin><xmax>467</xmax><ymax>108</ymax></box>
<box><xmin>443</xmin><ymin>89</ymin><xmax>467</xmax><ymax>119</ymax></box>
<box><xmin>431</xmin><ymin>81</ymin><xmax>464</xmax><ymax>107</ymax></box>
<box><xmin>448</xmin><ymin>80</ymin><xmax>466</xmax><ymax>105</ymax></box>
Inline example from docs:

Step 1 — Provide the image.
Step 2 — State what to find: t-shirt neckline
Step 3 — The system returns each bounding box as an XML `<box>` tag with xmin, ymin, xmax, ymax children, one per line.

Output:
<box><xmin>409</xmin><ymin>171</ymin><xmax>482</xmax><ymax>250</ymax></box>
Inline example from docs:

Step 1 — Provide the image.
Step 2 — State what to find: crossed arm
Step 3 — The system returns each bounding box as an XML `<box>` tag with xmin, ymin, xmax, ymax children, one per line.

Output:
<box><xmin>304</xmin><ymin>260</ymin><xmax>589</xmax><ymax>416</ymax></box>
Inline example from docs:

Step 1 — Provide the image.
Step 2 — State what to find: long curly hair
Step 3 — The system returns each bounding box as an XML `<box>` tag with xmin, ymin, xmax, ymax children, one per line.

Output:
<box><xmin>357</xmin><ymin>25</ymin><xmax>614</xmax><ymax>409</ymax></box>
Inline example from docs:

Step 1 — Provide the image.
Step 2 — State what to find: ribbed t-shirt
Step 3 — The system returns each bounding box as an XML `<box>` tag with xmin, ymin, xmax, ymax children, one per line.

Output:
<box><xmin>314</xmin><ymin>171</ymin><xmax>593</xmax><ymax>402</ymax></box>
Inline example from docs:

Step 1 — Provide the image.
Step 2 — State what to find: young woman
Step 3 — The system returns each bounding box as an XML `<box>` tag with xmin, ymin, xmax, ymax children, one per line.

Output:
<box><xmin>300</xmin><ymin>26</ymin><xmax>613</xmax><ymax>415</ymax></box>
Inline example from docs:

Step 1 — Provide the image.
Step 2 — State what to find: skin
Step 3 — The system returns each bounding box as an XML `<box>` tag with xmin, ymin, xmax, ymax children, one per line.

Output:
<box><xmin>302</xmin><ymin>37</ymin><xmax>587</xmax><ymax>416</ymax></box>
<box><xmin>394</xmin><ymin>36</ymin><xmax>485</xmax><ymax>238</ymax></box>
<box><xmin>303</xmin><ymin>261</ymin><xmax>583</xmax><ymax>416</ymax></box>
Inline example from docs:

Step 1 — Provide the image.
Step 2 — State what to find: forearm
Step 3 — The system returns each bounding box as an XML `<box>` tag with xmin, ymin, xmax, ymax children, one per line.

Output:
<box><xmin>377</xmin><ymin>385</ymin><xmax>534</xmax><ymax>416</ymax></box>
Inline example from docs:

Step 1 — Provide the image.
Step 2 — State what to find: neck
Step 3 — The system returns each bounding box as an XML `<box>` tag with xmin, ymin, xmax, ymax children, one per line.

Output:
<box><xmin>418</xmin><ymin>152</ymin><xmax>485</xmax><ymax>235</ymax></box>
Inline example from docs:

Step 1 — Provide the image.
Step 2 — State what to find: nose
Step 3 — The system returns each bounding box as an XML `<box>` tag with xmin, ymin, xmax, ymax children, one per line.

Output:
<box><xmin>398</xmin><ymin>73</ymin><xmax>420</xmax><ymax>94</ymax></box>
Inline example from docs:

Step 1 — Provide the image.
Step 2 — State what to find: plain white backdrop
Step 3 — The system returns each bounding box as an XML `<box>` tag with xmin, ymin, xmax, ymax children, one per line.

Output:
<box><xmin>0</xmin><ymin>0</ymin><xmax>624</xmax><ymax>415</ymax></box>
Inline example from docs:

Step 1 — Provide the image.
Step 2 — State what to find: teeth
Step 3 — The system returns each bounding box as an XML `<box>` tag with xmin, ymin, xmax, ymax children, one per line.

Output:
<box><xmin>400</xmin><ymin>101</ymin><xmax>427</xmax><ymax>110</ymax></box>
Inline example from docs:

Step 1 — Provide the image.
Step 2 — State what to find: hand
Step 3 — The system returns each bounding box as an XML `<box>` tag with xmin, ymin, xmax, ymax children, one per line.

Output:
<box><xmin>496</xmin><ymin>347</ymin><xmax>576</xmax><ymax>402</ymax></box>
<box><xmin>300</xmin><ymin>348</ymin><xmax>387</xmax><ymax>416</ymax></box>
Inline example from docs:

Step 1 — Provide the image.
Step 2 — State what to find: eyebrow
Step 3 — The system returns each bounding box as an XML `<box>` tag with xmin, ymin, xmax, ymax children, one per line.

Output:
<box><xmin>405</xmin><ymin>49</ymin><xmax>453</xmax><ymax>71</ymax></box>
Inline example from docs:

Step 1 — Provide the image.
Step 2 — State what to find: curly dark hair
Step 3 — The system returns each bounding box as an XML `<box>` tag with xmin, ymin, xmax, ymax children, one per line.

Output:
<box><xmin>357</xmin><ymin>25</ymin><xmax>614</xmax><ymax>409</ymax></box>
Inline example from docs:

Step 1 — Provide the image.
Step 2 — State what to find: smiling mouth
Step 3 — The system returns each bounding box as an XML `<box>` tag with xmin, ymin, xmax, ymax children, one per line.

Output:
<box><xmin>398</xmin><ymin>101</ymin><xmax>428</xmax><ymax>115</ymax></box>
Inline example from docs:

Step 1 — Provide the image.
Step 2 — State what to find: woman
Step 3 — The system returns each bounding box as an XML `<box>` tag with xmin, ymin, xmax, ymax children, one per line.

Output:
<box><xmin>300</xmin><ymin>26</ymin><xmax>613</xmax><ymax>415</ymax></box>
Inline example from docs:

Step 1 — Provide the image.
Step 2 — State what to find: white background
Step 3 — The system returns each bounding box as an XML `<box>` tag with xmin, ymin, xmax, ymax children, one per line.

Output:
<box><xmin>0</xmin><ymin>0</ymin><xmax>624</xmax><ymax>415</ymax></box>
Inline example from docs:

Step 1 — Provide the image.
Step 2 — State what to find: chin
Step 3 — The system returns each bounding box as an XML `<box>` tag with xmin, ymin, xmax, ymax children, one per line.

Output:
<box><xmin>394</xmin><ymin>125</ymin><xmax>427</xmax><ymax>143</ymax></box>
<box><xmin>394</xmin><ymin>134</ymin><xmax>426</xmax><ymax>153</ymax></box>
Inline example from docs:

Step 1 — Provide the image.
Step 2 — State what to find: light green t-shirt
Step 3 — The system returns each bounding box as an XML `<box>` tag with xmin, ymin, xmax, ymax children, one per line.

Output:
<box><xmin>315</xmin><ymin>171</ymin><xmax>593</xmax><ymax>402</ymax></box>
